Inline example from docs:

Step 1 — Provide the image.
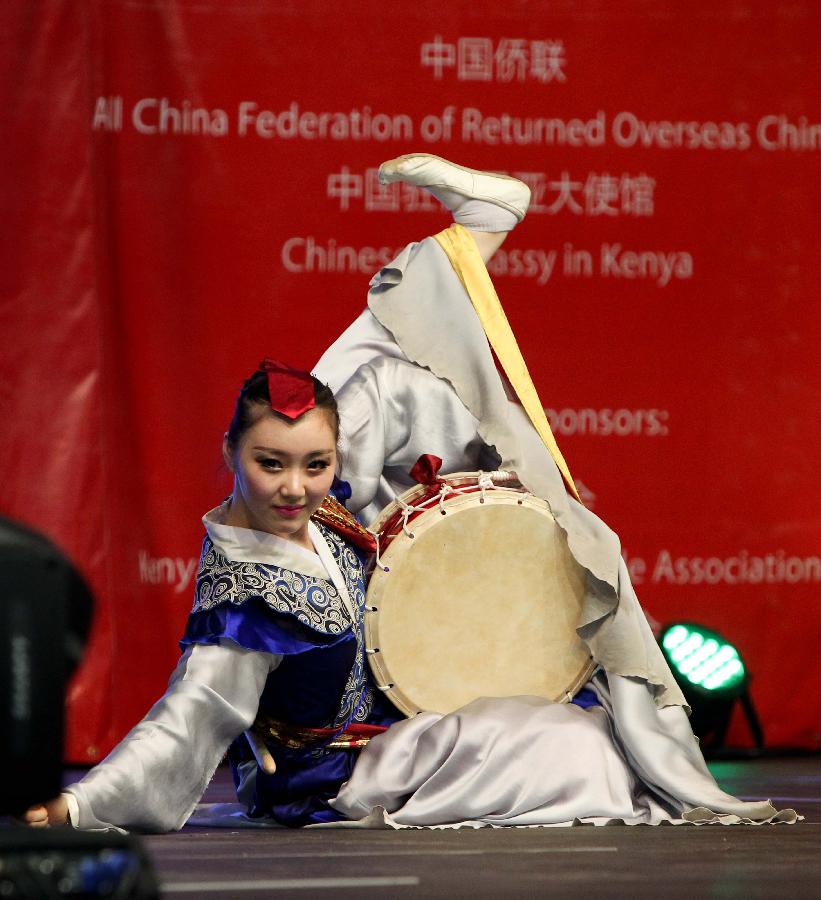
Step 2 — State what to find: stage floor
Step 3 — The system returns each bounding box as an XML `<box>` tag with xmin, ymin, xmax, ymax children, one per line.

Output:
<box><xmin>136</xmin><ymin>756</ymin><xmax>821</xmax><ymax>899</ymax></box>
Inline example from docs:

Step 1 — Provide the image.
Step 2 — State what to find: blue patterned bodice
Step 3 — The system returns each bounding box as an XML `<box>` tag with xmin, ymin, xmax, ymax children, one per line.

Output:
<box><xmin>190</xmin><ymin>521</ymin><xmax>374</xmax><ymax>731</ymax></box>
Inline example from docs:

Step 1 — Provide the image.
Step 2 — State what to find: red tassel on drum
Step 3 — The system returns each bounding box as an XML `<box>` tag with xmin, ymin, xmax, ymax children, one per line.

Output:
<box><xmin>409</xmin><ymin>454</ymin><xmax>443</xmax><ymax>485</ymax></box>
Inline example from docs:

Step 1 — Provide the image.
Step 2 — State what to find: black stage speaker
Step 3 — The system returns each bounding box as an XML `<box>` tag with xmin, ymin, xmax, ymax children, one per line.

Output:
<box><xmin>0</xmin><ymin>519</ymin><xmax>159</xmax><ymax>897</ymax></box>
<box><xmin>0</xmin><ymin>518</ymin><xmax>92</xmax><ymax>814</ymax></box>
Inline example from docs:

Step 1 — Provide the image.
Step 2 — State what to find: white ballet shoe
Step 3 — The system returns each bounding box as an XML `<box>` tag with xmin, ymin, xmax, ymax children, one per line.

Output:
<box><xmin>378</xmin><ymin>153</ymin><xmax>531</xmax><ymax>222</ymax></box>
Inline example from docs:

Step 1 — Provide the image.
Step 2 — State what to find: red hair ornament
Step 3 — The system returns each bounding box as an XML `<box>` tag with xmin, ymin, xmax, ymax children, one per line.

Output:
<box><xmin>258</xmin><ymin>358</ymin><xmax>316</xmax><ymax>420</ymax></box>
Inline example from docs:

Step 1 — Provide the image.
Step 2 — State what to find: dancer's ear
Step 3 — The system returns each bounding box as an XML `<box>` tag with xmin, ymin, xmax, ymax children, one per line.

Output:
<box><xmin>222</xmin><ymin>434</ymin><xmax>236</xmax><ymax>473</ymax></box>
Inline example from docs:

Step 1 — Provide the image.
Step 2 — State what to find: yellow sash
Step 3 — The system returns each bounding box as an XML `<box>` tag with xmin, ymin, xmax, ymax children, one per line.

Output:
<box><xmin>433</xmin><ymin>224</ymin><xmax>581</xmax><ymax>503</ymax></box>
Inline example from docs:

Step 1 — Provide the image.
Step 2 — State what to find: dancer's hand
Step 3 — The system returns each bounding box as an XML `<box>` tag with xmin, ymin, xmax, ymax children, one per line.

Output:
<box><xmin>19</xmin><ymin>796</ymin><xmax>70</xmax><ymax>827</ymax></box>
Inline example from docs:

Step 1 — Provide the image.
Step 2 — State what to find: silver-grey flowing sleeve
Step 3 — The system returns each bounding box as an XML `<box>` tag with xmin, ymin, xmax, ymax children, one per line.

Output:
<box><xmin>64</xmin><ymin>642</ymin><xmax>280</xmax><ymax>832</ymax></box>
<box><xmin>331</xmin><ymin>356</ymin><xmax>495</xmax><ymax>522</ymax></box>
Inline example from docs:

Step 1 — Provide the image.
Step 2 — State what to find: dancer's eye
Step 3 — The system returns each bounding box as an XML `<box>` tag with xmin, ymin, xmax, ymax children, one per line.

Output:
<box><xmin>258</xmin><ymin>457</ymin><xmax>282</xmax><ymax>470</ymax></box>
<box><xmin>308</xmin><ymin>459</ymin><xmax>331</xmax><ymax>471</ymax></box>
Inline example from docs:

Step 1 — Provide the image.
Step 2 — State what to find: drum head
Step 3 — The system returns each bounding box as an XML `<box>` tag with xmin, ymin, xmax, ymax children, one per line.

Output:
<box><xmin>366</xmin><ymin>489</ymin><xmax>594</xmax><ymax>717</ymax></box>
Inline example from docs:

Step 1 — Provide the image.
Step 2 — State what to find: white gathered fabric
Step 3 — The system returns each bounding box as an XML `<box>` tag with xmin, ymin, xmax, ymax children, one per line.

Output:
<box><xmin>330</xmin><ymin>679</ymin><xmax>796</xmax><ymax>828</ymax></box>
<box><xmin>334</xmin><ymin>697</ymin><xmax>668</xmax><ymax>827</ymax></box>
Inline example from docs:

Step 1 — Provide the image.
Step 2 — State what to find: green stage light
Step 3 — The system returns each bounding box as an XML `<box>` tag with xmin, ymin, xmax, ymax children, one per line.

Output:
<box><xmin>660</xmin><ymin>623</ymin><xmax>746</xmax><ymax>696</ymax></box>
<box><xmin>659</xmin><ymin>622</ymin><xmax>762</xmax><ymax>753</ymax></box>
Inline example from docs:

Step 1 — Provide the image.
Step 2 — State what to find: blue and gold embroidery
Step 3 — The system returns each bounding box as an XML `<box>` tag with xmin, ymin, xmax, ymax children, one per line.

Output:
<box><xmin>194</xmin><ymin>522</ymin><xmax>373</xmax><ymax>735</ymax></box>
<box><xmin>321</xmin><ymin>526</ymin><xmax>373</xmax><ymax>729</ymax></box>
<box><xmin>194</xmin><ymin>530</ymin><xmax>350</xmax><ymax>635</ymax></box>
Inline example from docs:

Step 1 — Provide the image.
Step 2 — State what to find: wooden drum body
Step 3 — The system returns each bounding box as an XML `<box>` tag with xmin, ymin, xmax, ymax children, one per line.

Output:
<box><xmin>365</xmin><ymin>473</ymin><xmax>596</xmax><ymax>717</ymax></box>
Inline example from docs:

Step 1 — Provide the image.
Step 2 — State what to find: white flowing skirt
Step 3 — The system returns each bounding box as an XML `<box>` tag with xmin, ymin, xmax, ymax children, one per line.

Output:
<box><xmin>325</xmin><ymin>686</ymin><xmax>799</xmax><ymax>829</ymax></box>
<box><xmin>332</xmin><ymin>696</ymin><xmax>676</xmax><ymax>827</ymax></box>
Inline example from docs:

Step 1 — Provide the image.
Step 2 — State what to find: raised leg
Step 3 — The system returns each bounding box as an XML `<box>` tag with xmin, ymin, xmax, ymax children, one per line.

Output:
<box><xmin>377</xmin><ymin>153</ymin><xmax>531</xmax><ymax>263</ymax></box>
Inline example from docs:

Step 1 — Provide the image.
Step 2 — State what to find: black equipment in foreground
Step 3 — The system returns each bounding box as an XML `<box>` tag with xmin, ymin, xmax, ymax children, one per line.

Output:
<box><xmin>0</xmin><ymin>518</ymin><xmax>159</xmax><ymax>897</ymax></box>
<box><xmin>0</xmin><ymin>517</ymin><xmax>93</xmax><ymax>815</ymax></box>
<box><xmin>0</xmin><ymin>828</ymin><xmax>159</xmax><ymax>899</ymax></box>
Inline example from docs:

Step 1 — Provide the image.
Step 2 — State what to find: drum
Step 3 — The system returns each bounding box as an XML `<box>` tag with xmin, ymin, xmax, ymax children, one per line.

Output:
<box><xmin>365</xmin><ymin>471</ymin><xmax>596</xmax><ymax>717</ymax></box>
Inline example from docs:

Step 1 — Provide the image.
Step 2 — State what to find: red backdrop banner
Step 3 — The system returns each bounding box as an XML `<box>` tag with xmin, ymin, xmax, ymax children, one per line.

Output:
<box><xmin>2</xmin><ymin>0</ymin><xmax>819</xmax><ymax>761</ymax></box>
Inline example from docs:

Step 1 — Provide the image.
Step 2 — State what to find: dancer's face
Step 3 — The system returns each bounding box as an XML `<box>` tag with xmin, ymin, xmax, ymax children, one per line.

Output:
<box><xmin>223</xmin><ymin>406</ymin><xmax>337</xmax><ymax>546</ymax></box>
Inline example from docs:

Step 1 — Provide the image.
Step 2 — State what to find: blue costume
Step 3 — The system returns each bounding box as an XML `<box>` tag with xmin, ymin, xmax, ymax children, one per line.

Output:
<box><xmin>62</xmin><ymin>502</ymin><xmax>399</xmax><ymax>832</ymax></box>
<box><xmin>181</xmin><ymin>522</ymin><xmax>400</xmax><ymax>827</ymax></box>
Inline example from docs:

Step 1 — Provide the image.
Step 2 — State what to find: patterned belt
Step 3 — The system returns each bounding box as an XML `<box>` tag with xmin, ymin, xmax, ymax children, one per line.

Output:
<box><xmin>252</xmin><ymin>714</ymin><xmax>390</xmax><ymax>751</ymax></box>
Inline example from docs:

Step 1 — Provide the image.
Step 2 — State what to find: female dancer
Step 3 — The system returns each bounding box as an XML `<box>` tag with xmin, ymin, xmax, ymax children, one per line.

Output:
<box><xmin>25</xmin><ymin>157</ymin><xmax>796</xmax><ymax>830</ymax></box>
<box><xmin>25</xmin><ymin>363</ymin><xmax>402</xmax><ymax>830</ymax></box>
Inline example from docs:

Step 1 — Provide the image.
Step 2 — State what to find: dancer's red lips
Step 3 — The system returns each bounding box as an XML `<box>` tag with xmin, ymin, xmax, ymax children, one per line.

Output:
<box><xmin>273</xmin><ymin>504</ymin><xmax>305</xmax><ymax>518</ymax></box>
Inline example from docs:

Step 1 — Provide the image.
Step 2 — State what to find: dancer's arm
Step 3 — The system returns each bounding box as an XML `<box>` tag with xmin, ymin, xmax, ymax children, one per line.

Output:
<box><xmin>25</xmin><ymin>642</ymin><xmax>280</xmax><ymax>832</ymax></box>
<box><xmin>333</xmin><ymin>357</ymin><xmax>497</xmax><ymax>521</ymax></box>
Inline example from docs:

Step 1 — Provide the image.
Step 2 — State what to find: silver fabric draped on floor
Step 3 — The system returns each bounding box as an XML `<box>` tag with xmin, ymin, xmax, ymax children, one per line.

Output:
<box><xmin>330</xmin><ymin>676</ymin><xmax>796</xmax><ymax>828</ymax></box>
